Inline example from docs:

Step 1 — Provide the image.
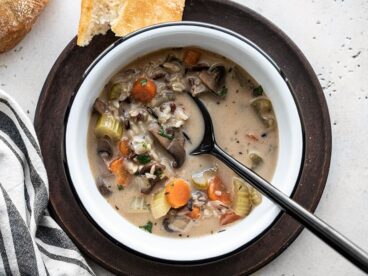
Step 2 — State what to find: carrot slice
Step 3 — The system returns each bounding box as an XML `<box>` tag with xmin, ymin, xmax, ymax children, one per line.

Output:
<box><xmin>131</xmin><ymin>78</ymin><xmax>157</xmax><ymax>103</ymax></box>
<box><xmin>109</xmin><ymin>158</ymin><xmax>130</xmax><ymax>186</ymax></box>
<box><xmin>183</xmin><ymin>49</ymin><xmax>201</xmax><ymax>66</ymax></box>
<box><xmin>187</xmin><ymin>206</ymin><xmax>201</xmax><ymax>220</ymax></box>
<box><xmin>118</xmin><ymin>139</ymin><xmax>131</xmax><ymax>157</ymax></box>
<box><xmin>165</xmin><ymin>178</ymin><xmax>191</xmax><ymax>208</ymax></box>
<box><xmin>246</xmin><ymin>132</ymin><xmax>259</xmax><ymax>141</ymax></box>
<box><xmin>109</xmin><ymin>158</ymin><xmax>123</xmax><ymax>173</ymax></box>
<box><xmin>220</xmin><ymin>212</ymin><xmax>241</xmax><ymax>226</ymax></box>
<box><xmin>207</xmin><ymin>175</ymin><xmax>232</xmax><ymax>205</ymax></box>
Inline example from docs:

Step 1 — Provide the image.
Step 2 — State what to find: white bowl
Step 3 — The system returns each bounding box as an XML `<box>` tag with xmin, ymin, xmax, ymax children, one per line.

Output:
<box><xmin>66</xmin><ymin>22</ymin><xmax>303</xmax><ymax>261</ymax></box>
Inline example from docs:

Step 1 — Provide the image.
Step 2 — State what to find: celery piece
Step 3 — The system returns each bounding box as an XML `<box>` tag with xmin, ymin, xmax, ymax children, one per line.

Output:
<box><xmin>251</xmin><ymin>98</ymin><xmax>272</xmax><ymax>114</ymax></box>
<box><xmin>191</xmin><ymin>172</ymin><xmax>208</xmax><ymax>190</ymax></box>
<box><xmin>95</xmin><ymin>113</ymin><xmax>123</xmax><ymax>141</ymax></box>
<box><xmin>151</xmin><ymin>189</ymin><xmax>171</xmax><ymax>219</ymax></box>
<box><xmin>108</xmin><ymin>83</ymin><xmax>122</xmax><ymax>100</ymax></box>
<box><xmin>232</xmin><ymin>177</ymin><xmax>252</xmax><ymax>217</ymax></box>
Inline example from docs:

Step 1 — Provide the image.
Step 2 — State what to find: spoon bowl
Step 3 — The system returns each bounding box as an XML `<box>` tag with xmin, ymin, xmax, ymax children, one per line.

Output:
<box><xmin>189</xmin><ymin>95</ymin><xmax>216</xmax><ymax>156</ymax></box>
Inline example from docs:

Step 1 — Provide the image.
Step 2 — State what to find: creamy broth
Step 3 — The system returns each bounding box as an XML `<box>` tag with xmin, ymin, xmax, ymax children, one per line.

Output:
<box><xmin>87</xmin><ymin>48</ymin><xmax>278</xmax><ymax>237</ymax></box>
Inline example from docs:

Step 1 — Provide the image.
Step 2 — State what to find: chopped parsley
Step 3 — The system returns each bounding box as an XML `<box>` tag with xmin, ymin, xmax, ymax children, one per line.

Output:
<box><xmin>139</xmin><ymin>221</ymin><xmax>153</xmax><ymax>233</ymax></box>
<box><xmin>252</xmin><ymin>85</ymin><xmax>264</xmax><ymax>97</ymax></box>
<box><xmin>154</xmin><ymin>168</ymin><xmax>163</xmax><ymax>178</ymax></box>
<box><xmin>158</xmin><ymin>127</ymin><xmax>174</xmax><ymax>140</ymax></box>
<box><xmin>117</xmin><ymin>185</ymin><xmax>124</xmax><ymax>191</ymax></box>
<box><xmin>140</xmin><ymin>79</ymin><xmax>148</xmax><ymax>86</ymax></box>
<box><xmin>136</xmin><ymin>155</ymin><xmax>151</xmax><ymax>164</ymax></box>
<box><xmin>217</xmin><ymin>87</ymin><xmax>228</xmax><ymax>97</ymax></box>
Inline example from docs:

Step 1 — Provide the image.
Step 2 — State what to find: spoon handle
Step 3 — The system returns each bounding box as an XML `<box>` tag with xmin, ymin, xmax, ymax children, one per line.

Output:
<box><xmin>212</xmin><ymin>143</ymin><xmax>368</xmax><ymax>273</ymax></box>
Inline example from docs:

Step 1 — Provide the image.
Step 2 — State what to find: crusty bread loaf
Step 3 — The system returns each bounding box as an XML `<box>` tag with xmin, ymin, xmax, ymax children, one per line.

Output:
<box><xmin>77</xmin><ymin>0</ymin><xmax>185</xmax><ymax>47</ymax></box>
<box><xmin>0</xmin><ymin>0</ymin><xmax>48</xmax><ymax>53</ymax></box>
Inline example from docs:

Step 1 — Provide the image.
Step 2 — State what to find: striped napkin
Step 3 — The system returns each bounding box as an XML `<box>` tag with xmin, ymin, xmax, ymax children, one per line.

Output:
<box><xmin>0</xmin><ymin>89</ymin><xmax>94</xmax><ymax>275</ymax></box>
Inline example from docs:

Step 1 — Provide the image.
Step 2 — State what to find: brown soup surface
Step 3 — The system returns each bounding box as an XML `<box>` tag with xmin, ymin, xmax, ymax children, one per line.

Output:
<box><xmin>88</xmin><ymin>48</ymin><xmax>278</xmax><ymax>237</ymax></box>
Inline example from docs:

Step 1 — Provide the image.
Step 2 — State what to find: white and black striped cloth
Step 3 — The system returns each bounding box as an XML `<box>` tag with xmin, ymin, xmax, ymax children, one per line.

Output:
<box><xmin>0</xmin><ymin>90</ymin><xmax>94</xmax><ymax>275</ymax></box>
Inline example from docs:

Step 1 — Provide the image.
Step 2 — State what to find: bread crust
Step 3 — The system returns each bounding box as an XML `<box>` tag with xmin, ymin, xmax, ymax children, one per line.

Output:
<box><xmin>77</xmin><ymin>0</ymin><xmax>94</xmax><ymax>46</ymax></box>
<box><xmin>111</xmin><ymin>0</ymin><xmax>185</xmax><ymax>36</ymax></box>
<box><xmin>0</xmin><ymin>0</ymin><xmax>48</xmax><ymax>53</ymax></box>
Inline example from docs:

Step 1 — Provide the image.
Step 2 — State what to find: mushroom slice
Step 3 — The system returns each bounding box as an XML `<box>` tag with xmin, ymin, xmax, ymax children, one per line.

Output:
<box><xmin>148</xmin><ymin>67</ymin><xmax>169</xmax><ymax>80</ymax></box>
<box><xmin>110</xmin><ymin>68</ymin><xmax>140</xmax><ymax>83</ymax></box>
<box><xmin>141</xmin><ymin>178</ymin><xmax>163</xmax><ymax>194</ymax></box>
<box><xmin>135</xmin><ymin>175</ymin><xmax>156</xmax><ymax>194</ymax></box>
<box><xmin>162</xmin><ymin>215</ymin><xmax>193</xmax><ymax>233</ymax></box>
<box><xmin>137</xmin><ymin>163</ymin><xmax>166</xmax><ymax>194</ymax></box>
<box><xmin>199</xmin><ymin>71</ymin><xmax>216</xmax><ymax>91</ymax></box>
<box><xmin>188</xmin><ymin>62</ymin><xmax>210</xmax><ymax>72</ymax></box>
<box><xmin>96</xmin><ymin>137</ymin><xmax>113</xmax><ymax>160</ymax></box>
<box><xmin>93</xmin><ymin>98</ymin><xmax>108</xmax><ymax>115</ymax></box>
<box><xmin>191</xmin><ymin>191</ymin><xmax>208</xmax><ymax>207</ymax></box>
<box><xmin>233</xmin><ymin>66</ymin><xmax>248</xmax><ymax>88</ymax></box>
<box><xmin>171</xmin><ymin>80</ymin><xmax>187</xmax><ymax>93</ymax></box>
<box><xmin>96</xmin><ymin>175</ymin><xmax>114</xmax><ymax>196</ymax></box>
<box><xmin>165</xmin><ymin>54</ymin><xmax>182</xmax><ymax>63</ymax></box>
<box><xmin>162</xmin><ymin>217</ymin><xmax>175</xmax><ymax>233</ymax></box>
<box><xmin>140</xmin><ymin>162</ymin><xmax>166</xmax><ymax>175</ymax></box>
<box><xmin>149</xmin><ymin>124</ymin><xmax>172</xmax><ymax>148</ymax></box>
<box><xmin>149</xmin><ymin>90</ymin><xmax>176</xmax><ymax>107</ymax></box>
<box><xmin>162</xmin><ymin>62</ymin><xmax>183</xmax><ymax>74</ymax></box>
<box><xmin>199</xmin><ymin>64</ymin><xmax>227</xmax><ymax>96</ymax></box>
<box><xmin>187</xmin><ymin>76</ymin><xmax>209</xmax><ymax>97</ymax></box>
<box><xmin>137</xmin><ymin>177</ymin><xmax>153</xmax><ymax>194</ymax></box>
<box><xmin>167</xmin><ymin>138</ymin><xmax>186</xmax><ymax>168</ymax></box>
<box><xmin>149</xmin><ymin>124</ymin><xmax>186</xmax><ymax>169</ymax></box>
<box><xmin>192</xmin><ymin>83</ymin><xmax>208</xmax><ymax>97</ymax></box>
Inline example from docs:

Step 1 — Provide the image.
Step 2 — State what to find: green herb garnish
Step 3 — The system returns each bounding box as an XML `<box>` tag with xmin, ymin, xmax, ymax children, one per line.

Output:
<box><xmin>154</xmin><ymin>169</ymin><xmax>163</xmax><ymax>178</ymax></box>
<box><xmin>117</xmin><ymin>185</ymin><xmax>124</xmax><ymax>191</ymax></box>
<box><xmin>137</xmin><ymin>155</ymin><xmax>151</xmax><ymax>165</ymax></box>
<box><xmin>217</xmin><ymin>87</ymin><xmax>228</xmax><ymax>97</ymax></box>
<box><xmin>139</xmin><ymin>221</ymin><xmax>153</xmax><ymax>233</ymax></box>
<box><xmin>140</xmin><ymin>79</ymin><xmax>148</xmax><ymax>86</ymax></box>
<box><xmin>158</xmin><ymin>127</ymin><xmax>174</xmax><ymax>140</ymax></box>
<box><xmin>252</xmin><ymin>85</ymin><xmax>264</xmax><ymax>97</ymax></box>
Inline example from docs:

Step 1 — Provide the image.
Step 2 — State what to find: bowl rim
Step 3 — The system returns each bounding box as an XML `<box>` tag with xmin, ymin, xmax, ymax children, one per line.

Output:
<box><xmin>65</xmin><ymin>21</ymin><xmax>305</xmax><ymax>261</ymax></box>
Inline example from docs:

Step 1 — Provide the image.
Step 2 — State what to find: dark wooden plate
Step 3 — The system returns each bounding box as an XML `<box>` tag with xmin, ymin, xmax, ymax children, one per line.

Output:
<box><xmin>34</xmin><ymin>0</ymin><xmax>331</xmax><ymax>275</ymax></box>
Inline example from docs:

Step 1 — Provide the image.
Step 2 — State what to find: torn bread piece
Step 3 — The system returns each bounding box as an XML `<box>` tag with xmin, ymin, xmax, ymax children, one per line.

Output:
<box><xmin>111</xmin><ymin>0</ymin><xmax>185</xmax><ymax>36</ymax></box>
<box><xmin>77</xmin><ymin>0</ymin><xmax>185</xmax><ymax>47</ymax></box>
<box><xmin>77</xmin><ymin>0</ymin><xmax>124</xmax><ymax>47</ymax></box>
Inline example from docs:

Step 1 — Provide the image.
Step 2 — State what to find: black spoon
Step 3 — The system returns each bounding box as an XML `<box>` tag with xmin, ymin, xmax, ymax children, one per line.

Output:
<box><xmin>189</xmin><ymin>96</ymin><xmax>368</xmax><ymax>273</ymax></box>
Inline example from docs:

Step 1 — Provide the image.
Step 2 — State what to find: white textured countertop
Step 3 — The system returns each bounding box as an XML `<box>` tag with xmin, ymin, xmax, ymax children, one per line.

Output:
<box><xmin>1</xmin><ymin>0</ymin><xmax>367</xmax><ymax>275</ymax></box>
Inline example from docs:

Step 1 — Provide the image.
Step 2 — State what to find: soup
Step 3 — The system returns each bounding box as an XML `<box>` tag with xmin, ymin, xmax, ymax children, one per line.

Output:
<box><xmin>87</xmin><ymin>48</ymin><xmax>278</xmax><ymax>237</ymax></box>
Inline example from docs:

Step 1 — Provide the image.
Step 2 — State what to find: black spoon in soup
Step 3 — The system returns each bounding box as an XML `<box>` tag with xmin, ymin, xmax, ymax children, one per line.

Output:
<box><xmin>189</xmin><ymin>95</ymin><xmax>368</xmax><ymax>273</ymax></box>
